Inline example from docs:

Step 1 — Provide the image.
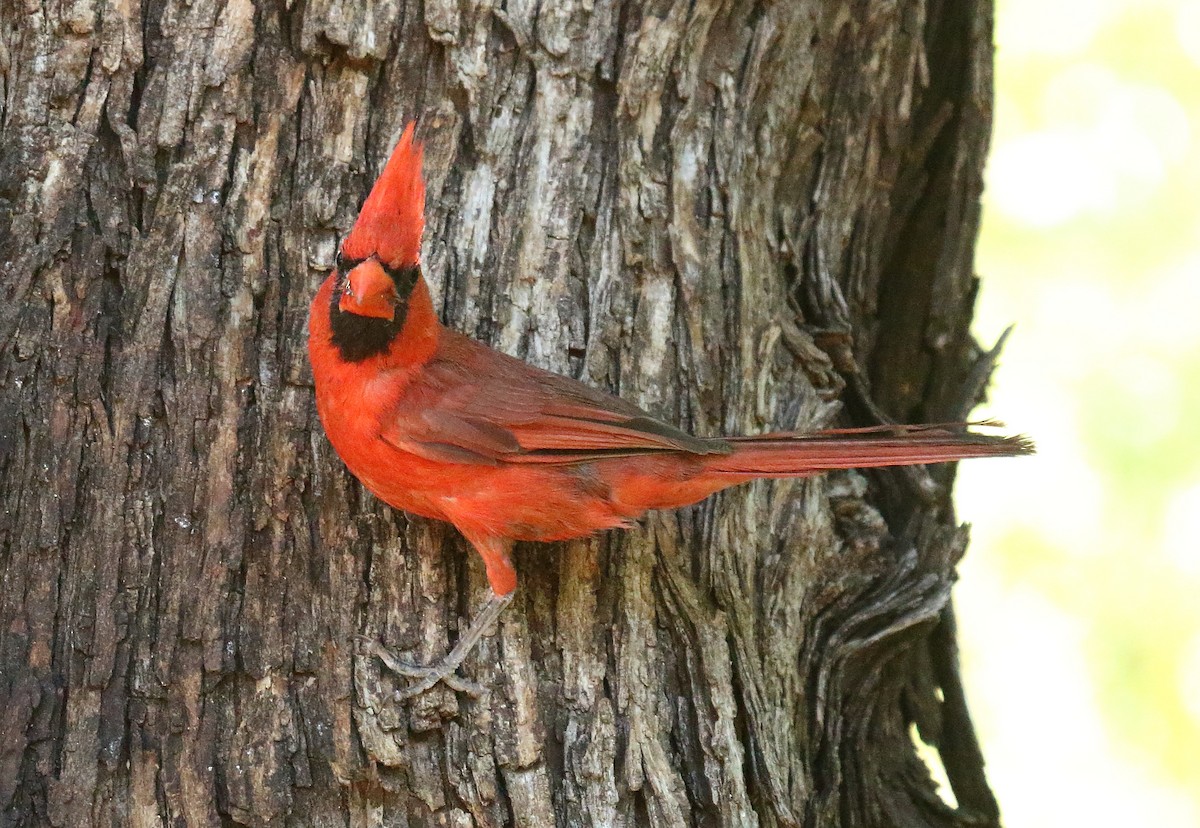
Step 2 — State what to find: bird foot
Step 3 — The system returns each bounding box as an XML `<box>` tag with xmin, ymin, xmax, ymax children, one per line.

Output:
<box><xmin>355</xmin><ymin>636</ymin><xmax>485</xmax><ymax>698</ymax></box>
<box><xmin>356</xmin><ymin>590</ymin><xmax>514</xmax><ymax>701</ymax></box>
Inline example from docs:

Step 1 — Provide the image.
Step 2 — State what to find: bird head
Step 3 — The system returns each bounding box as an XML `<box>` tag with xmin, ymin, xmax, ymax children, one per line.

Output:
<box><xmin>336</xmin><ymin>123</ymin><xmax>425</xmax><ymax>321</ymax></box>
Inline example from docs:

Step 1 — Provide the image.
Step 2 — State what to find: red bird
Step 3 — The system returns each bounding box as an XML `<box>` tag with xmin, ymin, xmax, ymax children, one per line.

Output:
<box><xmin>308</xmin><ymin>124</ymin><xmax>1031</xmax><ymax>697</ymax></box>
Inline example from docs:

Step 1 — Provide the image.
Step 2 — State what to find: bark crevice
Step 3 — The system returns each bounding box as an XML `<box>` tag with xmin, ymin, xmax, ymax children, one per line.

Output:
<box><xmin>1</xmin><ymin>1</ymin><xmax>1004</xmax><ymax>825</ymax></box>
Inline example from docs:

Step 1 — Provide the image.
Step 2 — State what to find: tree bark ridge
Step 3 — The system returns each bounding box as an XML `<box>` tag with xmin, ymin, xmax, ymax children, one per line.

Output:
<box><xmin>0</xmin><ymin>0</ymin><xmax>1003</xmax><ymax>825</ymax></box>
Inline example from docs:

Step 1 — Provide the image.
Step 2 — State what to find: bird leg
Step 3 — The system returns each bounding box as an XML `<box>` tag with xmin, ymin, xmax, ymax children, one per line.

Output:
<box><xmin>360</xmin><ymin>535</ymin><xmax>518</xmax><ymax>700</ymax></box>
<box><xmin>360</xmin><ymin>589</ymin><xmax>514</xmax><ymax>700</ymax></box>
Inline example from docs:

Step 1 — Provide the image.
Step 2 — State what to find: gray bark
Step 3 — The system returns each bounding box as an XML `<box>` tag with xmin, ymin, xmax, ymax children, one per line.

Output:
<box><xmin>0</xmin><ymin>0</ymin><xmax>1004</xmax><ymax>825</ymax></box>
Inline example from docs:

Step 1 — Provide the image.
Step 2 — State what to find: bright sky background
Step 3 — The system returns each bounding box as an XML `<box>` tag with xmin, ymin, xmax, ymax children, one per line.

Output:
<box><xmin>956</xmin><ymin>0</ymin><xmax>1200</xmax><ymax>825</ymax></box>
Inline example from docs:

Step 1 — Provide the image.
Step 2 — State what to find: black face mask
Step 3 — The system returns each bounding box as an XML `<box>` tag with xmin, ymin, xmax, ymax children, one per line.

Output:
<box><xmin>328</xmin><ymin>253</ymin><xmax>421</xmax><ymax>363</ymax></box>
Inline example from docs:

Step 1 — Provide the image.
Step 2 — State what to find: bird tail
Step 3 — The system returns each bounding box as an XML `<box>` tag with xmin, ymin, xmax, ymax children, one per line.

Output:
<box><xmin>705</xmin><ymin>423</ymin><xmax>1034</xmax><ymax>477</ymax></box>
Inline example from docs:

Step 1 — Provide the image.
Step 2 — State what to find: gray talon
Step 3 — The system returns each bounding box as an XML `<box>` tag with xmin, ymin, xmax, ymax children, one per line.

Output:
<box><xmin>358</xmin><ymin>590</ymin><xmax>513</xmax><ymax>700</ymax></box>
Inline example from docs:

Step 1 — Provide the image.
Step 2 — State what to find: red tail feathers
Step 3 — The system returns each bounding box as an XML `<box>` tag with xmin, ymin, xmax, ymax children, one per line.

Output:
<box><xmin>706</xmin><ymin>424</ymin><xmax>1034</xmax><ymax>476</ymax></box>
<box><xmin>342</xmin><ymin>123</ymin><xmax>425</xmax><ymax>268</ymax></box>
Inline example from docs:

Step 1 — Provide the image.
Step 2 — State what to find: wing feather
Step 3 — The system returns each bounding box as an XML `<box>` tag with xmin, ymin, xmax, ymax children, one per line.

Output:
<box><xmin>380</xmin><ymin>331</ymin><xmax>728</xmax><ymax>465</ymax></box>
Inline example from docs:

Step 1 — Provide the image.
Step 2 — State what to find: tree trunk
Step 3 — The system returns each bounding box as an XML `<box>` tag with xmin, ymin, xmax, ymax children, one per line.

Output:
<box><xmin>0</xmin><ymin>0</ymin><xmax>1004</xmax><ymax>825</ymax></box>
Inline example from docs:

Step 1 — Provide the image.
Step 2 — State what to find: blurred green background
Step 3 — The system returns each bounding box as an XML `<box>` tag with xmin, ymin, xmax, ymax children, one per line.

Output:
<box><xmin>955</xmin><ymin>0</ymin><xmax>1200</xmax><ymax>824</ymax></box>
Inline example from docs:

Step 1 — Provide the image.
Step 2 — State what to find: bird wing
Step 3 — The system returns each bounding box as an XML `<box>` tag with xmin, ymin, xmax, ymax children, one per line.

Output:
<box><xmin>379</xmin><ymin>331</ymin><xmax>728</xmax><ymax>466</ymax></box>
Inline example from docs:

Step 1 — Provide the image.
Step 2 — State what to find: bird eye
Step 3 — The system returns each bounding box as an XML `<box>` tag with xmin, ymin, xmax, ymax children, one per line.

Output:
<box><xmin>335</xmin><ymin>249</ymin><xmax>366</xmax><ymax>276</ymax></box>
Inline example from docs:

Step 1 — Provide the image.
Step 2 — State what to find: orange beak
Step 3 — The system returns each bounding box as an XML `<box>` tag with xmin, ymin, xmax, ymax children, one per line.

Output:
<box><xmin>338</xmin><ymin>259</ymin><xmax>398</xmax><ymax>321</ymax></box>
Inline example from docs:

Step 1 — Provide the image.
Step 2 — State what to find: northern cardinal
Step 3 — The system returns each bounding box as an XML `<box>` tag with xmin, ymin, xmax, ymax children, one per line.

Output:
<box><xmin>308</xmin><ymin>124</ymin><xmax>1031</xmax><ymax>698</ymax></box>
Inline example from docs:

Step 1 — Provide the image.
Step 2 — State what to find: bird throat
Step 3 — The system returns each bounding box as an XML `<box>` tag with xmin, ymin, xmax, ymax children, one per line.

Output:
<box><xmin>328</xmin><ymin>263</ymin><xmax>420</xmax><ymax>362</ymax></box>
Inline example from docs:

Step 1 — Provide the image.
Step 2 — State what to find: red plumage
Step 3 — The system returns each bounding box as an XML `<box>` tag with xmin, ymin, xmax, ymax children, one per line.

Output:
<box><xmin>307</xmin><ymin>124</ymin><xmax>1031</xmax><ymax>694</ymax></box>
<box><xmin>340</xmin><ymin>123</ymin><xmax>425</xmax><ymax>268</ymax></box>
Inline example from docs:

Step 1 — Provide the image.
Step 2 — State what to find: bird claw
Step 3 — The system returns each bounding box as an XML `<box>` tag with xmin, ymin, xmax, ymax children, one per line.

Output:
<box><xmin>354</xmin><ymin>635</ymin><xmax>485</xmax><ymax>698</ymax></box>
<box><xmin>395</xmin><ymin>670</ymin><xmax>484</xmax><ymax>700</ymax></box>
<box><xmin>354</xmin><ymin>591</ymin><xmax>513</xmax><ymax>702</ymax></box>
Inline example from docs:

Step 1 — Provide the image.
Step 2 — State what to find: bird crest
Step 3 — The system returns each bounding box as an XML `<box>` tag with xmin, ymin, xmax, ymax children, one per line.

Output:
<box><xmin>341</xmin><ymin>122</ymin><xmax>425</xmax><ymax>269</ymax></box>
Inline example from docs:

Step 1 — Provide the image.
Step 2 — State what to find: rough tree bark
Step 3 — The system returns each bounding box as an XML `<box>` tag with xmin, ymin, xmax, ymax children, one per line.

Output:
<box><xmin>0</xmin><ymin>0</ymin><xmax>1007</xmax><ymax>825</ymax></box>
